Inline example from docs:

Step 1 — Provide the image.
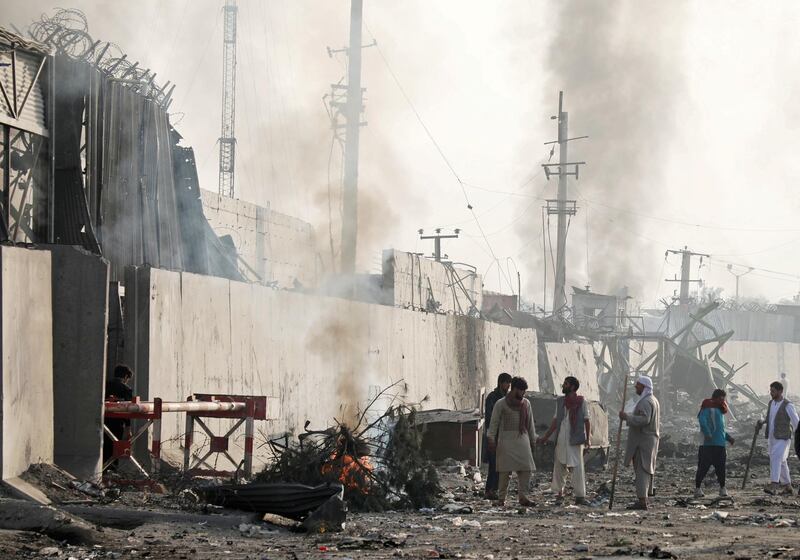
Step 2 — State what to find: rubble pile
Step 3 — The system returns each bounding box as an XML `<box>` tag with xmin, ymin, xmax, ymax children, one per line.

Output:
<box><xmin>257</xmin><ymin>405</ymin><xmax>442</xmax><ymax>511</ymax></box>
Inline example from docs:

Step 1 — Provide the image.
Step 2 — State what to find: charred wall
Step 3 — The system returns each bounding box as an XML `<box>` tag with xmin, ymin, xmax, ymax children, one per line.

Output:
<box><xmin>123</xmin><ymin>266</ymin><xmax>538</xmax><ymax>467</ymax></box>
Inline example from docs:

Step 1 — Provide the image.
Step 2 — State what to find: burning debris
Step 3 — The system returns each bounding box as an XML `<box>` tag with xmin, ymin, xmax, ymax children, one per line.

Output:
<box><xmin>257</xmin><ymin>401</ymin><xmax>442</xmax><ymax>512</ymax></box>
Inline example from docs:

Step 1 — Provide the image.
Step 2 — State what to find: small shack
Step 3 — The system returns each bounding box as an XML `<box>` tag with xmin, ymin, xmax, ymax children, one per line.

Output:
<box><xmin>414</xmin><ymin>409</ymin><xmax>482</xmax><ymax>465</ymax></box>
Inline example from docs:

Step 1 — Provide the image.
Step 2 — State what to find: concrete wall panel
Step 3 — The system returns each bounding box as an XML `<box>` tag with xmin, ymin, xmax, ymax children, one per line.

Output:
<box><xmin>201</xmin><ymin>190</ymin><xmax>316</xmax><ymax>288</ymax></box>
<box><xmin>716</xmin><ymin>341</ymin><xmax>800</xmax><ymax>399</ymax></box>
<box><xmin>50</xmin><ymin>246</ymin><xmax>109</xmax><ymax>480</ymax></box>
<box><xmin>1</xmin><ymin>247</ymin><xmax>53</xmax><ymax>479</ymax></box>
<box><xmin>135</xmin><ymin>268</ymin><xmax>537</xmax><ymax>467</ymax></box>
<box><xmin>544</xmin><ymin>343</ymin><xmax>599</xmax><ymax>401</ymax></box>
<box><xmin>383</xmin><ymin>250</ymin><xmax>482</xmax><ymax>315</ymax></box>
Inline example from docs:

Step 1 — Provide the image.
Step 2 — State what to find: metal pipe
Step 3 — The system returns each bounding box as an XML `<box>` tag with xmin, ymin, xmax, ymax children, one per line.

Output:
<box><xmin>105</xmin><ymin>400</ymin><xmax>245</xmax><ymax>414</ymax></box>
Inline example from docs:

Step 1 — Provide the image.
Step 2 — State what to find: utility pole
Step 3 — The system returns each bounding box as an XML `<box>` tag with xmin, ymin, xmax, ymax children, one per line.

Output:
<box><xmin>542</xmin><ymin>91</ymin><xmax>587</xmax><ymax>316</ymax></box>
<box><xmin>419</xmin><ymin>228</ymin><xmax>460</xmax><ymax>262</ymax></box>
<box><xmin>727</xmin><ymin>263</ymin><xmax>754</xmax><ymax>301</ymax></box>
<box><xmin>218</xmin><ymin>0</ymin><xmax>237</xmax><ymax>198</ymax></box>
<box><xmin>665</xmin><ymin>246</ymin><xmax>709</xmax><ymax>304</ymax></box>
<box><xmin>340</xmin><ymin>0</ymin><xmax>365</xmax><ymax>274</ymax></box>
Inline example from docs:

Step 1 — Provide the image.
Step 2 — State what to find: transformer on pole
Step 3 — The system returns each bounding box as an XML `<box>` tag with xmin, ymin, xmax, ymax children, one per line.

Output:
<box><xmin>218</xmin><ymin>0</ymin><xmax>238</xmax><ymax>198</ymax></box>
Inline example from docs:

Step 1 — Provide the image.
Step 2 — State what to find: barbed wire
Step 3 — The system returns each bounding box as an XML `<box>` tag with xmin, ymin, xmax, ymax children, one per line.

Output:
<box><xmin>28</xmin><ymin>9</ymin><xmax>175</xmax><ymax>109</ymax></box>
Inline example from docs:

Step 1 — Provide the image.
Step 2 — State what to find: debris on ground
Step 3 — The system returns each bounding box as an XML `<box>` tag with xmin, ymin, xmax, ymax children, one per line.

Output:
<box><xmin>257</xmin><ymin>399</ymin><xmax>442</xmax><ymax>512</ymax></box>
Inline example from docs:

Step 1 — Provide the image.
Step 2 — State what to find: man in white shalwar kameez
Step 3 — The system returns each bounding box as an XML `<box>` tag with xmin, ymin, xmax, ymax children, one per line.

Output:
<box><xmin>537</xmin><ymin>376</ymin><xmax>590</xmax><ymax>505</ymax></box>
<box><xmin>760</xmin><ymin>381</ymin><xmax>800</xmax><ymax>495</ymax></box>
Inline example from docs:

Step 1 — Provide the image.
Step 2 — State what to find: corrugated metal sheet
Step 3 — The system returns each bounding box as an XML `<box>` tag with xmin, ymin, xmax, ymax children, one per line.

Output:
<box><xmin>0</xmin><ymin>48</ymin><xmax>48</xmax><ymax>137</ymax></box>
<box><xmin>52</xmin><ymin>54</ymin><xmax>241</xmax><ymax>283</ymax></box>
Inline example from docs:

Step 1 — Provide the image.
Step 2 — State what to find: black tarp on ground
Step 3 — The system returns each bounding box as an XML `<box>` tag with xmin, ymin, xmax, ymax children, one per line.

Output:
<box><xmin>203</xmin><ymin>482</ymin><xmax>344</xmax><ymax>520</ymax></box>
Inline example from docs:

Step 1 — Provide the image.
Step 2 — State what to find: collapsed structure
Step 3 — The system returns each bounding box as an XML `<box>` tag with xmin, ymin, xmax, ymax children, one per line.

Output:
<box><xmin>1</xmin><ymin>10</ymin><xmax>799</xmax><ymax>504</ymax></box>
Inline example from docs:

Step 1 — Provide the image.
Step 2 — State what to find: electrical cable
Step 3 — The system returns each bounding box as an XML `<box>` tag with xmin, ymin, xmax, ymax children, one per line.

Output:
<box><xmin>571</xmin><ymin>185</ymin><xmax>800</xmax><ymax>233</ymax></box>
<box><xmin>364</xmin><ymin>21</ymin><xmax>515</xmax><ymax>293</ymax></box>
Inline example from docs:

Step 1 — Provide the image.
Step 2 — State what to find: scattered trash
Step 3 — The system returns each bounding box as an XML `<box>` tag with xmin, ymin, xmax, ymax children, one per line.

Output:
<box><xmin>450</xmin><ymin>516</ymin><xmax>481</xmax><ymax>528</ymax></box>
<box><xmin>337</xmin><ymin>534</ymin><xmax>408</xmax><ymax>549</ymax></box>
<box><xmin>440</xmin><ymin>503</ymin><xmax>472</xmax><ymax>514</ymax></box>
<box><xmin>71</xmin><ymin>481</ymin><xmax>104</xmax><ymax>499</ymax></box>
<box><xmin>237</xmin><ymin>523</ymin><xmax>276</xmax><ymax>537</ymax></box>
<box><xmin>701</xmin><ymin>510</ymin><xmax>729</xmax><ymax>521</ymax></box>
<box><xmin>303</xmin><ymin>495</ymin><xmax>347</xmax><ymax>533</ymax></box>
<box><xmin>649</xmin><ymin>546</ymin><xmax>677</xmax><ymax>559</ymax></box>
<box><xmin>472</xmin><ymin>472</ymin><xmax>482</xmax><ymax>484</ymax></box>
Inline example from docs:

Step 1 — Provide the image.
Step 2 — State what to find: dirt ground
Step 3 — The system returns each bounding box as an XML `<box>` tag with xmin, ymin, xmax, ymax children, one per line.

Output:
<box><xmin>6</xmin><ymin>437</ymin><xmax>800</xmax><ymax>560</ymax></box>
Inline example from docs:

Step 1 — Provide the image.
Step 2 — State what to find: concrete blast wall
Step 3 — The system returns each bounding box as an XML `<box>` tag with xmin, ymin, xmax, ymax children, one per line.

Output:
<box><xmin>126</xmin><ymin>267</ymin><xmax>537</xmax><ymax>467</ymax></box>
<box><xmin>639</xmin><ymin>340</ymin><xmax>800</xmax><ymax>401</ymax></box>
<box><xmin>544</xmin><ymin>343</ymin><xmax>600</xmax><ymax>401</ymax></box>
<box><xmin>50</xmin><ymin>246</ymin><xmax>109</xmax><ymax>480</ymax></box>
<box><xmin>383</xmin><ymin>250</ymin><xmax>483</xmax><ymax>315</ymax></box>
<box><xmin>717</xmin><ymin>341</ymin><xmax>800</xmax><ymax>398</ymax></box>
<box><xmin>0</xmin><ymin>247</ymin><xmax>53</xmax><ymax>480</ymax></box>
<box><xmin>200</xmin><ymin>190</ymin><xmax>317</xmax><ymax>288</ymax></box>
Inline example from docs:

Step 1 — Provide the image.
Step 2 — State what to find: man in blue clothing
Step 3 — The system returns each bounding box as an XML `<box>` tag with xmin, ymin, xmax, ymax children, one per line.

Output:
<box><xmin>694</xmin><ymin>388</ymin><xmax>734</xmax><ymax>498</ymax></box>
<box><xmin>483</xmin><ymin>372</ymin><xmax>512</xmax><ymax>499</ymax></box>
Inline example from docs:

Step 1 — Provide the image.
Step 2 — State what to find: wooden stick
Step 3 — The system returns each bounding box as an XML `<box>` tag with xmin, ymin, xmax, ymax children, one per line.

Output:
<box><xmin>609</xmin><ymin>345</ymin><xmax>630</xmax><ymax>511</ymax></box>
<box><xmin>741</xmin><ymin>421</ymin><xmax>762</xmax><ymax>490</ymax></box>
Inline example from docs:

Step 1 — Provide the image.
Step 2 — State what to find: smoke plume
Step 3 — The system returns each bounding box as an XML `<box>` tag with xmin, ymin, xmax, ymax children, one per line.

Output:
<box><xmin>519</xmin><ymin>0</ymin><xmax>687</xmax><ymax>300</ymax></box>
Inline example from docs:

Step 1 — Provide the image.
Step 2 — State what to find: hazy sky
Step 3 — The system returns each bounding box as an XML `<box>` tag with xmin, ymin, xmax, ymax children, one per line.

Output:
<box><xmin>6</xmin><ymin>1</ymin><xmax>800</xmax><ymax>308</ymax></box>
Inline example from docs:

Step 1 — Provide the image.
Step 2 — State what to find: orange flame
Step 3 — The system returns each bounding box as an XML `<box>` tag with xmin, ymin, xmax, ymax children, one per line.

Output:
<box><xmin>322</xmin><ymin>454</ymin><xmax>373</xmax><ymax>493</ymax></box>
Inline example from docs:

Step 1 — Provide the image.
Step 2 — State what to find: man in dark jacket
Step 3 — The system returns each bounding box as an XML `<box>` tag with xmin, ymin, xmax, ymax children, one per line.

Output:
<box><xmin>103</xmin><ymin>364</ymin><xmax>134</xmax><ymax>469</ymax></box>
<box><xmin>483</xmin><ymin>372</ymin><xmax>512</xmax><ymax>499</ymax></box>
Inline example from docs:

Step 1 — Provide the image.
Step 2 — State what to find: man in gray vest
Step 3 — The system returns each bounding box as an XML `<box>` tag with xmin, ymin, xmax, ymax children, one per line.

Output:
<box><xmin>759</xmin><ymin>381</ymin><xmax>799</xmax><ymax>495</ymax></box>
<box><xmin>537</xmin><ymin>376</ymin><xmax>590</xmax><ymax>505</ymax></box>
<box><xmin>619</xmin><ymin>375</ymin><xmax>660</xmax><ymax>510</ymax></box>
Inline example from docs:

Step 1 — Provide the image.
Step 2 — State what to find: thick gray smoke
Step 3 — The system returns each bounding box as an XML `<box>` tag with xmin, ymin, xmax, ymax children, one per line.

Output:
<box><xmin>519</xmin><ymin>1</ymin><xmax>686</xmax><ymax>301</ymax></box>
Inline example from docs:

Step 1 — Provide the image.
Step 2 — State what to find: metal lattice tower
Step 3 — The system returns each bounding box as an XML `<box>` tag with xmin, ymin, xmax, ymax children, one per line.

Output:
<box><xmin>218</xmin><ymin>0</ymin><xmax>238</xmax><ymax>198</ymax></box>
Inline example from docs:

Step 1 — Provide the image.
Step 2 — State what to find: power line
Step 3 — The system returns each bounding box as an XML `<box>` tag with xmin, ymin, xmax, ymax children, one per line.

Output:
<box><xmin>364</xmin><ymin>21</ymin><xmax>515</xmax><ymax>293</ymax></box>
<box><xmin>707</xmin><ymin>258</ymin><xmax>800</xmax><ymax>280</ymax></box>
<box><xmin>571</xmin><ymin>187</ymin><xmax>800</xmax><ymax>233</ymax></box>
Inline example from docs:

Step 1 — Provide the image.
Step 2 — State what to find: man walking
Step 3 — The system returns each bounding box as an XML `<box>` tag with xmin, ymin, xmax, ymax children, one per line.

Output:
<box><xmin>760</xmin><ymin>381</ymin><xmax>799</xmax><ymax>495</ymax></box>
<box><xmin>694</xmin><ymin>388</ymin><xmax>734</xmax><ymax>498</ymax></box>
<box><xmin>483</xmin><ymin>373</ymin><xmax>512</xmax><ymax>500</ymax></box>
<box><xmin>618</xmin><ymin>375</ymin><xmax>660</xmax><ymax>510</ymax></box>
<box><xmin>537</xmin><ymin>376</ymin><xmax>590</xmax><ymax>505</ymax></box>
<box><xmin>487</xmin><ymin>376</ymin><xmax>536</xmax><ymax>506</ymax></box>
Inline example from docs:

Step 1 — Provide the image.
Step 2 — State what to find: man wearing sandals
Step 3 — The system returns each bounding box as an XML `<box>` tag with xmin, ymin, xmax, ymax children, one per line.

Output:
<box><xmin>618</xmin><ymin>375</ymin><xmax>660</xmax><ymax>510</ymax></box>
<box><xmin>487</xmin><ymin>376</ymin><xmax>536</xmax><ymax>506</ymax></box>
<box><xmin>760</xmin><ymin>381</ymin><xmax>799</xmax><ymax>496</ymax></box>
<box><xmin>537</xmin><ymin>376</ymin><xmax>591</xmax><ymax>505</ymax></box>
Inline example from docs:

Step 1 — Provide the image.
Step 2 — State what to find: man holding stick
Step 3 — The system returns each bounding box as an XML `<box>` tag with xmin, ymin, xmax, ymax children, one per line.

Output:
<box><xmin>618</xmin><ymin>375</ymin><xmax>660</xmax><ymax>510</ymax></box>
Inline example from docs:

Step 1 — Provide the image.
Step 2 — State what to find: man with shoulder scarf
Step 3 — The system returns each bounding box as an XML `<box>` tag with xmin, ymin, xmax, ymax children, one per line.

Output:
<box><xmin>487</xmin><ymin>376</ymin><xmax>537</xmax><ymax>506</ymax></box>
